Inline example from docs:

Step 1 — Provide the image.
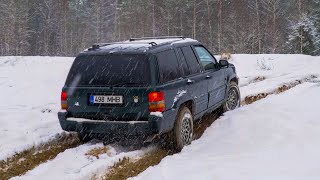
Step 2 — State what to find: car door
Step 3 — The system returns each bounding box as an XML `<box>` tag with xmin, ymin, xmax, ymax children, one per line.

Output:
<box><xmin>177</xmin><ymin>46</ymin><xmax>208</xmax><ymax>114</ymax></box>
<box><xmin>193</xmin><ymin>45</ymin><xmax>227</xmax><ymax>108</ymax></box>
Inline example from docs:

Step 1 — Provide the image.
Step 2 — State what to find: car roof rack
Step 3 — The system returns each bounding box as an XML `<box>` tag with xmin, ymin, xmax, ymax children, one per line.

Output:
<box><xmin>88</xmin><ymin>36</ymin><xmax>185</xmax><ymax>51</ymax></box>
<box><xmin>88</xmin><ymin>42</ymin><xmax>157</xmax><ymax>51</ymax></box>
<box><xmin>129</xmin><ymin>36</ymin><xmax>185</xmax><ymax>41</ymax></box>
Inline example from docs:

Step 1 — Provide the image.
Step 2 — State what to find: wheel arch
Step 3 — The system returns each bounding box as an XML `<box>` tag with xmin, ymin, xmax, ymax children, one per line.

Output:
<box><xmin>224</xmin><ymin>74</ymin><xmax>240</xmax><ymax>102</ymax></box>
<box><xmin>228</xmin><ymin>74</ymin><xmax>239</xmax><ymax>85</ymax></box>
<box><xmin>180</xmin><ymin>100</ymin><xmax>195</xmax><ymax>116</ymax></box>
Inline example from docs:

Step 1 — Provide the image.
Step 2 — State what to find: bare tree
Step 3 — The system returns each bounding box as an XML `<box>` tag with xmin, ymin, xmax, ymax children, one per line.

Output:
<box><xmin>0</xmin><ymin>0</ymin><xmax>318</xmax><ymax>56</ymax></box>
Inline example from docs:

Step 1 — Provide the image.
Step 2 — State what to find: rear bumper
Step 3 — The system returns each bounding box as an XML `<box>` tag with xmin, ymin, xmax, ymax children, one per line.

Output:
<box><xmin>58</xmin><ymin>110</ymin><xmax>176</xmax><ymax>137</ymax></box>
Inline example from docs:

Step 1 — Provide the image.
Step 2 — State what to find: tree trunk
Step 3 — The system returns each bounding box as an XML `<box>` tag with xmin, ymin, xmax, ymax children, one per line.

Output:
<box><xmin>298</xmin><ymin>0</ymin><xmax>303</xmax><ymax>54</ymax></box>
<box><xmin>272</xmin><ymin>1</ymin><xmax>276</xmax><ymax>53</ymax></box>
<box><xmin>205</xmin><ymin>0</ymin><xmax>213</xmax><ymax>51</ymax></box>
<box><xmin>152</xmin><ymin>1</ymin><xmax>155</xmax><ymax>36</ymax></box>
<box><xmin>218</xmin><ymin>0</ymin><xmax>222</xmax><ymax>52</ymax></box>
<box><xmin>192</xmin><ymin>0</ymin><xmax>197</xmax><ymax>39</ymax></box>
<box><xmin>114</xmin><ymin>0</ymin><xmax>118</xmax><ymax>41</ymax></box>
<box><xmin>255</xmin><ymin>0</ymin><xmax>261</xmax><ymax>54</ymax></box>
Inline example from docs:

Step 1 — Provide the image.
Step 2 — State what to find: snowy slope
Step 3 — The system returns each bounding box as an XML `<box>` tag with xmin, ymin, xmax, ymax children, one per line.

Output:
<box><xmin>0</xmin><ymin>56</ymin><xmax>74</xmax><ymax>160</ymax></box>
<box><xmin>1</xmin><ymin>55</ymin><xmax>319</xmax><ymax>179</ymax></box>
<box><xmin>231</xmin><ymin>54</ymin><xmax>320</xmax><ymax>98</ymax></box>
<box><xmin>129</xmin><ymin>54</ymin><xmax>320</xmax><ymax>180</ymax></box>
<box><xmin>131</xmin><ymin>82</ymin><xmax>320</xmax><ymax>180</ymax></box>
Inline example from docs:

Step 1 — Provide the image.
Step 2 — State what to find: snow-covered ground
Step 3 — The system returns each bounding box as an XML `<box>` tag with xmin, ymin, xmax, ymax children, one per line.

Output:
<box><xmin>130</xmin><ymin>55</ymin><xmax>320</xmax><ymax>180</ymax></box>
<box><xmin>231</xmin><ymin>54</ymin><xmax>320</xmax><ymax>99</ymax></box>
<box><xmin>0</xmin><ymin>56</ymin><xmax>73</xmax><ymax>160</ymax></box>
<box><xmin>131</xmin><ymin>82</ymin><xmax>320</xmax><ymax>180</ymax></box>
<box><xmin>12</xmin><ymin>144</ymin><xmax>154</xmax><ymax>180</ymax></box>
<box><xmin>1</xmin><ymin>54</ymin><xmax>319</xmax><ymax>179</ymax></box>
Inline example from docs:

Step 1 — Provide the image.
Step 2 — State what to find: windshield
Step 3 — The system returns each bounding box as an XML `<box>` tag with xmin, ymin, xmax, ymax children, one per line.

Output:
<box><xmin>65</xmin><ymin>54</ymin><xmax>150</xmax><ymax>87</ymax></box>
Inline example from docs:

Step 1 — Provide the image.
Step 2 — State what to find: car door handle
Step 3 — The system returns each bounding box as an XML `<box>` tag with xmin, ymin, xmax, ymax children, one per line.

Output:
<box><xmin>206</xmin><ymin>75</ymin><xmax>212</xmax><ymax>79</ymax></box>
<box><xmin>187</xmin><ymin>79</ymin><xmax>195</xmax><ymax>84</ymax></box>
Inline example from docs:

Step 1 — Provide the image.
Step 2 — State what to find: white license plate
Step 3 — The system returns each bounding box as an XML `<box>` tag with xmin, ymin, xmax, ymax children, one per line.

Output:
<box><xmin>90</xmin><ymin>95</ymin><xmax>123</xmax><ymax>104</ymax></box>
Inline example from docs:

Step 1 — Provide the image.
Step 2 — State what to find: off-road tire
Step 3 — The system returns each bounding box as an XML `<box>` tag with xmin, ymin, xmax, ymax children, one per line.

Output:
<box><xmin>223</xmin><ymin>81</ymin><xmax>240</xmax><ymax>112</ymax></box>
<box><xmin>171</xmin><ymin>106</ymin><xmax>194</xmax><ymax>152</ymax></box>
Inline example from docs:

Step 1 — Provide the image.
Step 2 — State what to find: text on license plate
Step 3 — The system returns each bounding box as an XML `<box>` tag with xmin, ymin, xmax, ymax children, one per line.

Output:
<box><xmin>90</xmin><ymin>95</ymin><xmax>123</xmax><ymax>104</ymax></box>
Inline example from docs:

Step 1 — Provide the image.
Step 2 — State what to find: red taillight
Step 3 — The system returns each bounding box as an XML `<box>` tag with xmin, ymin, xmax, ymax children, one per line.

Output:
<box><xmin>148</xmin><ymin>92</ymin><xmax>165</xmax><ymax>112</ymax></box>
<box><xmin>61</xmin><ymin>91</ymin><xmax>67</xmax><ymax>109</ymax></box>
<box><xmin>148</xmin><ymin>92</ymin><xmax>164</xmax><ymax>102</ymax></box>
<box><xmin>61</xmin><ymin>92</ymin><xmax>67</xmax><ymax>101</ymax></box>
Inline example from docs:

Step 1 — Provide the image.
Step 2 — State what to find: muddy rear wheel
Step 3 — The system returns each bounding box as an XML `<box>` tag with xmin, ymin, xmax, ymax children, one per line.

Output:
<box><xmin>170</xmin><ymin>106</ymin><xmax>193</xmax><ymax>152</ymax></box>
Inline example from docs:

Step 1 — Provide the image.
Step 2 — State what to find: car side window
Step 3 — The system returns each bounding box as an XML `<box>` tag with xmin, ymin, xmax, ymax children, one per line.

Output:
<box><xmin>194</xmin><ymin>46</ymin><xmax>216</xmax><ymax>71</ymax></box>
<box><xmin>176</xmin><ymin>48</ymin><xmax>191</xmax><ymax>76</ymax></box>
<box><xmin>156</xmin><ymin>49</ymin><xmax>181</xmax><ymax>83</ymax></box>
<box><xmin>181</xmin><ymin>46</ymin><xmax>201</xmax><ymax>74</ymax></box>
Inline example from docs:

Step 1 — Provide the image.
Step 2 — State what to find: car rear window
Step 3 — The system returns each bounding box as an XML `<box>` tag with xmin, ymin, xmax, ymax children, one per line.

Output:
<box><xmin>65</xmin><ymin>54</ymin><xmax>150</xmax><ymax>87</ymax></box>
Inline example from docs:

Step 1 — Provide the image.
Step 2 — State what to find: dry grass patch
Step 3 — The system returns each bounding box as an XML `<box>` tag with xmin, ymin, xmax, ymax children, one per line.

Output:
<box><xmin>96</xmin><ymin>112</ymin><xmax>221</xmax><ymax>180</ymax></box>
<box><xmin>94</xmin><ymin>75</ymin><xmax>318</xmax><ymax>180</ymax></box>
<box><xmin>244</xmin><ymin>75</ymin><xmax>317</xmax><ymax>105</ymax></box>
<box><xmin>0</xmin><ymin>133</ymin><xmax>81</xmax><ymax>180</ymax></box>
<box><xmin>240</xmin><ymin>76</ymin><xmax>266</xmax><ymax>87</ymax></box>
<box><xmin>101</xmin><ymin>148</ymin><xmax>171</xmax><ymax>180</ymax></box>
<box><xmin>250</xmin><ymin>76</ymin><xmax>266</xmax><ymax>84</ymax></box>
<box><xmin>86</xmin><ymin>146</ymin><xmax>112</xmax><ymax>159</ymax></box>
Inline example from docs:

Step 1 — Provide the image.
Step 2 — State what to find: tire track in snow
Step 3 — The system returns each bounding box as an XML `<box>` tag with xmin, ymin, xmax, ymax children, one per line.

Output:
<box><xmin>97</xmin><ymin>75</ymin><xmax>319</xmax><ymax>180</ymax></box>
<box><xmin>98</xmin><ymin>112</ymin><xmax>222</xmax><ymax>180</ymax></box>
<box><xmin>239</xmin><ymin>76</ymin><xmax>266</xmax><ymax>87</ymax></box>
<box><xmin>0</xmin><ymin>133</ymin><xmax>81</xmax><ymax>180</ymax></box>
<box><xmin>243</xmin><ymin>75</ymin><xmax>317</xmax><ymax>105</ymax></box>
<box><xmin>3</xmin><ymin>75</ymin><xmax>318</xmax><ymax>180</ymax></box>
<box><xmin>10</xmin><ymin>143</ymin><xmax>155</xmax><ymax>180</ymax></box>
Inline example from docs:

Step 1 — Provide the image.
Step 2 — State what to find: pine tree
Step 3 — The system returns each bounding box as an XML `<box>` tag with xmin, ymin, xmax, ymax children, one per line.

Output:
<box><xmin>288</xmin><ymin>14</ymin><xmax>320</xmax><ymax>55</ymax></box>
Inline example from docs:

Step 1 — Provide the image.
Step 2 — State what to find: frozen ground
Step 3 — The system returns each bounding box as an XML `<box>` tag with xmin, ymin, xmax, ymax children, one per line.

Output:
<box><xmin>132</xmin><ymin>82</ymin><xmax>320</xmax><ymax>180</ymax></box>
<box><xmin>0</xmin><ymin>54</ymin><xmax>319</xmax><ymax>179</ymax></box>
<box><xmin>130</xmin><ymin>55</ymin><xmax>320</xmax><ymax>180</ymax></box>
<box><xmin>0</xmin><ymin>56</ymin><xmax>73</xmax><ymax>160</ymax></box>
<box><xmin>231</xmin><ymin>54</ymin><xmax>320</xmax><ymax>99</ymax></box>
<box><xmin>12</xmin><ymin>144</ymin><xmax>154</xmax><ymax>180</ymax></box>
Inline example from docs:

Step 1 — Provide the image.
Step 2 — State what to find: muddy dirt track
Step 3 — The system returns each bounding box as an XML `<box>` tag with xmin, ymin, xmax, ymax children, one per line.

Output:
<box><xmin>1</xmin><ymin>75</ymin><xmax>317</xmax><ymax>180</ymax></box>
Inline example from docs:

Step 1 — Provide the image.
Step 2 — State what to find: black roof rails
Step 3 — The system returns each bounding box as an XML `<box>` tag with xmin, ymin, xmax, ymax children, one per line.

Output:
<box><xmin>88</xmin><ymin>41</ymin><xmax>159</xmax><ymax>51</ymax></box>
<box><xmin>129</xmin><ymin>36</ymin><xmax>185</xmax><ymax>41</ymax></box>
<box><xmin>88</xmin><ymin>36</ymin><xmax>186</xmax><ymax>51</ymax></box>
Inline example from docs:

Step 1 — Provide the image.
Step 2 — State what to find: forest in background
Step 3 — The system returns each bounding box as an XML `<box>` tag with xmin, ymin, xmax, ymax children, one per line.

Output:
<box><xmin>0</xmin><ymin>0</ymin><xmax>319</xmax><ymax>57</ymax></box>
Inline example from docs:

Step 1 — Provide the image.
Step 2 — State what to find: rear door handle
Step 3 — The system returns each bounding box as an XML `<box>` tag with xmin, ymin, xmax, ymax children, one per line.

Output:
<box><xmin>187</xmin><ymin>79</ymin><xmax>195</xmax><ymax>84</ymax></box>
<box><xmin>206</xmin><ymin>75</ymin><xmax>212</xmax><ymax>79</ymax></box>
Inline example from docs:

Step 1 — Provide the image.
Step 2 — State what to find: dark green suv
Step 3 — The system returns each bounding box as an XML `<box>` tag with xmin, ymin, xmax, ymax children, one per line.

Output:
<box><xmin>58</xmin><ymin>36</ymin><xmax>240</xmax><ymax>151</ymax></box>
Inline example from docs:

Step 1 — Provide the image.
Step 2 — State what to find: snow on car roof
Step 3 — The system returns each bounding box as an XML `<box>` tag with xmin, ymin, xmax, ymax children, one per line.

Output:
<box><xmin>127</xmin><ymin>38</ymin><xmax>182</xmax><ymax>44</ymax></box>
<box><xmin>86</xmin><ymin>38</ymin><xmax>199</xmax><ymax>53</ymax></box>
<box><xmin>170</xmin><ymin>38</ymin><xmax>198</xmax><ymax>45</ymax></box>
<box><xmin>99</xmin><ymin>43</ymin><xmax>152</xmax><ymax>51</ymax></box>
<box><xmin>127</xmin><ymin>38</ymin><xmax>198</xmax><ymax>45</ymax></box>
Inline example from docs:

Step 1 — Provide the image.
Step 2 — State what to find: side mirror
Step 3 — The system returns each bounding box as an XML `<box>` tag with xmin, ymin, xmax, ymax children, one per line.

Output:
<box><xmin>219</xmin><ymin>59</ymin><xmax>229</xmax><ymax>67</ymax></box>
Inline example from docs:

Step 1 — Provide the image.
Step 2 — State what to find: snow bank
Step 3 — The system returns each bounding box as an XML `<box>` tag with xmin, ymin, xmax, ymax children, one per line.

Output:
<box><xmin>231</xmin><ymin>54</ymin><xmax>320</xmax><ymax>99</ymax></box>
<box><xmin>0</xmin><ymin>56</ymin><xmax>74</xmax><ymax>160</ymax></box>
<box><xmin>131</xmin><ymin>82</ymin><xmax>320</xmax><ymax>180</ymax></box>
